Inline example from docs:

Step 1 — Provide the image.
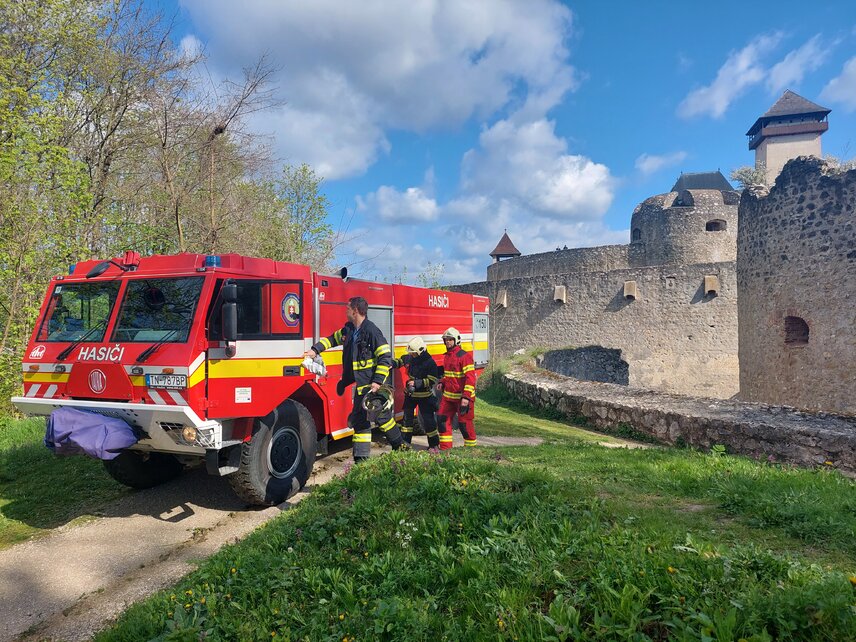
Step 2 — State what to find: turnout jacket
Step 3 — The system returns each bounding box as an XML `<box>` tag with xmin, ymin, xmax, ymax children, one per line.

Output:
<box><xmin>392</xmin><ymin>350</ymin><xmax>440</xmax><ymax>399</ymax></box>
<box><xmin>441</xmin><ymin>346</ymin><xmax>476</xmax><ymax>403</ymax></box>
<box><xmin>312</xmin><ymin>319</ymin><xmax>392</xmax><ymax>394</ymax></box>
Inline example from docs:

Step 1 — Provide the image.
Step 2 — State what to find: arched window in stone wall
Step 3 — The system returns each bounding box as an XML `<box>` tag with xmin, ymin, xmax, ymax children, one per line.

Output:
<box><xmin>784</xmin><ymin>316</ymin><xmax>809</xmax><ymax>345</ymax></box>
<box><xmin>631</xmin><ymin>228</ymin><xmax>642</xmax><ymax>242</ymax></box>
<box><xmin>705</xmin><ymin>219</ymin><xmax>727</xmax><ymax>232</ymax></box>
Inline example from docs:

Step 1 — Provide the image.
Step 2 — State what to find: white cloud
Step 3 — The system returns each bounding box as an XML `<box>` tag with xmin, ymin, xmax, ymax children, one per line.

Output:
<box><xmin>766</xmin><ymin>35</ymin><xmax>830</xmax><ymax>94</ymax></box>
<box><xmin>677</xmin><ymin>33</ymin><xmax>782</xmax><ymax>119</ymax></box>
<box><xmin>635</xmin><ymin>151</ymin><xmax>688</xmax><ymax>177</ymax></box>
<box><xmin>351</xmin><ymin>117</ymin><xmax>620</xmax><ymax>284</ymax></box>
<box><xmin>356</xmin><ymin>185</ymin><xmax>439</xmax><ymax>223</ymax></box>
<box><xmin>462</xmin><ymin>118</ymin><xmax>614</xmax><ymax>219</ymax></box>
<box><xmin>820</xmin><ymin>55</ymin><xmax>856</xmax><ymax>112</ymax></box>
<box><xmin>179</xmin><ymin>34</ymin><xmax>203</xmax><ymax>61</ymax></box>
<box><xmin>182</xmin><ymin>0</ymin><xmax>577</xmax><ymax>179</ymax></box>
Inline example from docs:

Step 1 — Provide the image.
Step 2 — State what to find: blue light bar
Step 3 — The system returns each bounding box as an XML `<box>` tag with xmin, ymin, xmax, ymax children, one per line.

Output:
<box><xmin>68</xmin><ymin>264</ymin><xmax>76</xmax><ymax>274</ymax></box>
<box><xmin>204</xmin><ymin>255</ymin><xmax>222</xmax><ymax>267</ymax></box>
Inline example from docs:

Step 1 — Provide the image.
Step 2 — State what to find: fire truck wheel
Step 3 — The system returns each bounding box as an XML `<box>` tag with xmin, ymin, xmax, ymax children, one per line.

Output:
<box><xmin>229</xmin><ymin>400</ymin><xmax>316</xmax><ymax>506</ymax></box>
<box><xmin>102</xmin><ymin>451</ymin><xmax>184</xmax><ymax>489</ymax></box>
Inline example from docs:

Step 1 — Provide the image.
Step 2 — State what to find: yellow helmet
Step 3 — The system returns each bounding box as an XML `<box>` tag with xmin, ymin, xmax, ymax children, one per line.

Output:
<box><xmin>406</xmin><ymin>336</ymin><xmax>426</xmax><ymax>355</ymax></box>
<box><xmin>442</xmin><ymin>327</ymin><xmax>461</xmax><ymax>346</ymax></box>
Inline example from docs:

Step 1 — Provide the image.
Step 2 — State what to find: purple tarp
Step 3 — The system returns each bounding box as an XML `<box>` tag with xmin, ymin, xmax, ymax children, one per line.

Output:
<box><xmin>44</xmin><ymin>407</ymin><xmax>139</xmax><ymax>460</ymax></box>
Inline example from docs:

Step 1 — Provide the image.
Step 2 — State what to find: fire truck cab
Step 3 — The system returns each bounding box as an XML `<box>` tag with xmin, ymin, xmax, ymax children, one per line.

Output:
<box><xmin>12</xmin><ymin>252</ymin><xmax>490</xmax><ymax>505</ymax></box>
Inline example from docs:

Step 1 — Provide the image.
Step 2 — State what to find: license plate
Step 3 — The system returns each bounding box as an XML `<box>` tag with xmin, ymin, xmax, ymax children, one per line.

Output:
<box><xmin>145</xmin><ymin>374</ymin><xmax>187</xmax><ymax>389</ymax></box>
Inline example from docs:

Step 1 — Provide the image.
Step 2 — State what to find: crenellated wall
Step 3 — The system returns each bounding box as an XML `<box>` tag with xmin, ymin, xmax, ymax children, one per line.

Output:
<box><xmin>738</xmin><ymin>157</ymin><xmax>856</xmax><ymax>415</ymax></box>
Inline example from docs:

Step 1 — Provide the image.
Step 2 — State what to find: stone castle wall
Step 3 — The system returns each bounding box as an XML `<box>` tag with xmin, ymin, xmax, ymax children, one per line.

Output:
<box><xmin>454</xmin><ymin>261</ymin><xmax>739</xmax><ymax>399</ymax></box>
<box><xmin>455</xmin><ymin>187</ymin><xmax>741</xmax><ymax>399</ymax></box>
<box><xmin>738</xmin><ymin>157</ymin><xmax>856</xmax><ymax>415</ymax></box>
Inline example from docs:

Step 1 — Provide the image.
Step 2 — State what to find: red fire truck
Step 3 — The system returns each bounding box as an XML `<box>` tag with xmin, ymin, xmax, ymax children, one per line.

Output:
<box><xmin>12</xmin><ymin>252</ymin><xmax>490</xmax><ymax>505</ymax></box>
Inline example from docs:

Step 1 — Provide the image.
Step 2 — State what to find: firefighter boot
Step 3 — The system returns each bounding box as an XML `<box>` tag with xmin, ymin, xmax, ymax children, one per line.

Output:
<box><xmin>436</xmin><ymin>414</ymin><xmax>453</xmax><ymax>451</ymax></box>
<box><xmin>379</xmin><ymin>415</ymin><xmax>408</xmax><ymax>451</ymax></box>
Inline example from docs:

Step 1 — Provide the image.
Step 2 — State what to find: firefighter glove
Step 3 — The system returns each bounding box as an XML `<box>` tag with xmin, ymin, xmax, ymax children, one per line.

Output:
<box><xmin>336</xmin><ymin>379</ymin><xmax>346</xmax><ymax>396</ymax></box>
<box><xmin>459</xmin><ymin>400</ymin><xmax>470</xmax><ymax>417</ymax></box>
<box><xmin>405</xmin><ymin>379</ymin><xmax>416</xmax><ymax>394</ymax></box>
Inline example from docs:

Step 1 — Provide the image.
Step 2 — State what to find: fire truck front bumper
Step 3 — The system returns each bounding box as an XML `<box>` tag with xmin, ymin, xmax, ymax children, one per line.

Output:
<box><xmin>11</xmin><ymin>396</ymin><xmax>223</xmax><ymax>456</ymax></box>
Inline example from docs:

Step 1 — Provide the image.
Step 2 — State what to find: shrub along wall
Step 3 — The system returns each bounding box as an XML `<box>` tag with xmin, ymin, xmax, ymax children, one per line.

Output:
<box><xmin>503</xmin><ymin>367</ymin><xmax>856</xmax><ymax>476</ymax></box>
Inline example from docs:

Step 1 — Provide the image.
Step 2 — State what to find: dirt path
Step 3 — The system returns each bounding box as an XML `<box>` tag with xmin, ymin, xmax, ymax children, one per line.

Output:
<box><xmin>0</xmin><ymin>434</ymin><xmax>543</xmax><ymax>642</ymax></box>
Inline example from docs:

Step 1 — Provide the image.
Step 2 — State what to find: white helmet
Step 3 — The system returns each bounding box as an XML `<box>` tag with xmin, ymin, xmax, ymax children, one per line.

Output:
<box><xmin>442</xmin><ymin>327</ymin><xmax>461</xmax><ymax>346</ymax></box>
<box><xmin>406</xmin><ymin>336</ymin><xmax>427</xmax><ymax>355</ymax></box>
<box><xmin>362</xmin><ymin>386</ymin><xmax>394</xmax><ymax>426</ymax></box>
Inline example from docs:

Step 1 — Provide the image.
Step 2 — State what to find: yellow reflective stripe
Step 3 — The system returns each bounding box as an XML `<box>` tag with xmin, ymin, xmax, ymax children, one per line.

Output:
<box><xmin>23</xmin><ymin>373</ymin><xmax>70</xmax><ymax>383</ymax></box>
<box><xmin>374</xmin><ymin>365</ymin><xmax>390</xmax><ymax>378</ymax></box>
<box><xmin>352</xmin><ymin>433</ymin><xmax>372</xmax><ymax>443</ymax></box>
<box><xmin>443</xmin><ymin>391</ymin><xmax>462</xmax><ymax>399</ymax></box>
<box><xmin>439</xmin><ymin>435</ymin><xmax>453</xmax><ymax>442</ymax></box>
<box><xmin>374</xmin><ymin>343</ymin><xmax>391</xmax><ymax>357</ymax></box>
<box><xmin>462</xmin><ymin>364</ymin><xmax>474</xmax><ymax>373</ymax></box>
<box><xmin>412</xmin><ymin>391</ymin><xmax>432</xmax><ymax>398</ymax></box>
<box><xmin>425</xmin><ymin>375</ymin><xmax>438</xmax><ymax>384</ymax></box>
<box><xmin>356</xmin><ymin>384</ymin><xmax>371</xmax><ymax>394</ymax></box>
<box><xmin>445</xmin><ymin>371</ymin><xmax>465</xmax><ymax>378</ymax></box>
<box><xmin>464</xmin><ymin>440</ymin><xmax>477</xmax><ymax>447</ymax></box>
<box><xmin>425</xmin><ymin>430</ymin><xmax>439</xmax><ymax>437</ymax></box>
<box><xmin>464</xmin><ymin>385</ymin><xmax>475</xmax><ymax>394</ymax></box>
<box><xmin>320</xmin><ymin>337</ymin><xmax>332</xmax><ymax>350</ymax></box>
<box><xmin>209</xmin><ymin>358</ymin><xmax>303</xmax><ymax>379</ymax></box>
<box><xmin>334</xmin><ymin>329</ymin><xmax>345</xmax><ymax>344</ymax></box>
<box><xmin>379</xmin><ymin>417</ymin><xmax>396</xmax><ymax>432</ymax></box>
<box><xmin>353</xmin><ymin>360</ymin><xmax>375</xmax><ymax>371</ymax></box>
<box><xmin>401</xmin><ymin>427</ymin><xmax>414</xmax><ymax>433</ymax></box>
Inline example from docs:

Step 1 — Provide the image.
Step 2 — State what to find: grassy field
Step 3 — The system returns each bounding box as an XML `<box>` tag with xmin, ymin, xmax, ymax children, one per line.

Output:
<box><xmin>0</xmin><ymin>416</ymin><xmax>128</xmax><ymax>548</ymax></box>
<box><xmin>94</xmin><ymin>386</ymin><xmax>856</xmax><ymax>642</ymax></box>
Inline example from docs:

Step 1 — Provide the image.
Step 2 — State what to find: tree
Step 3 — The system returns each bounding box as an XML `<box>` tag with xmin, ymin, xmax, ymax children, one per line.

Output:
<box><xmin>730</xmin><ymin>163</ymin><xmax>767</xmax><ymax>190</ymax></box>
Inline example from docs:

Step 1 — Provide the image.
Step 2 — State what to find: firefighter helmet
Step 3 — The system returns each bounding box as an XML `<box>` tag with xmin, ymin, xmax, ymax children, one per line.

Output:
<box><xmin>442</xmin><ymin>327</ymin><xmax>461</xmax><ymax>346</ymax></box>
<box><xmin>406</xmin><ymin>336</ymin><xmax>426</xmax><ymax>355</ymax></box>
<box><xmin>362</xmin><ymin>385</ymin><xmax>394</xmax><ymax>426</ymax></box>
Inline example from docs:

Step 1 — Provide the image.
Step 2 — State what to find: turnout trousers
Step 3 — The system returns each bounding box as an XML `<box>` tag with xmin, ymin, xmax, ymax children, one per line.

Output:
<box><xmin>350</xmin><ymin>391</ymin><xmax>407</xmax><ymax>461</ymax></box>
<box><xmin>436</xmin><ymin>398</ymin><xmax>477</xmax><ymax>450</ymax></box>
<box><xmin>400</xmin><ymin>396</ymin><xmax>440</xmax><ymax>449</ymax></box>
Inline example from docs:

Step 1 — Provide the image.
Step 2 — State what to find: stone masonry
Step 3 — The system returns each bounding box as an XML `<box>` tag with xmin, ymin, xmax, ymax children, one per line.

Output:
<box><xmin>504</xmin><ymin>367</ymin><xmax>856</xmax><ymax>476</ymax></box>
<box><xmin>738</xmin><ymin>158</ymin><xmax>856</xmax><ymax>415</ymax></box>
<box><xmin>453</xmin><ymin>185</ymin><xmax>741</xmax><ymax>399</ymax></box>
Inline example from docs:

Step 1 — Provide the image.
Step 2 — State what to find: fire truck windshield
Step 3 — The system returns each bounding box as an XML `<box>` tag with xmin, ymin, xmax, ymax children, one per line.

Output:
<box><xmin>37</xmin><ymin>282</ymin><xmax>121</xmax><ymax>342</ymax></box>
<box><xmin>111</xmin><ymin>277</ymin><xmax>204</xmax><ymax>343</ymax></box>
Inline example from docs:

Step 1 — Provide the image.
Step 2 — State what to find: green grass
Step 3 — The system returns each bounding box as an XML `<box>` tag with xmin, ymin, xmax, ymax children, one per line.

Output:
<box><xmin>96</xmin><ymin>386</ymin><xmax>856</xmax><ymax>642</ymax></box>
<box><xmin>0</xmin><ymin>416</ymin><xmax>128</xmax><ymax>548</ymax></box>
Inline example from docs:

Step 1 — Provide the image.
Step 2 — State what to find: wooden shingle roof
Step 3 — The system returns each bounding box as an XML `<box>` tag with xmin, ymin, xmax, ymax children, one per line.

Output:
<box><xmin>489</xmin><ymin>231</ymin><xmax>521</xmax><ymax>258</ymax></box>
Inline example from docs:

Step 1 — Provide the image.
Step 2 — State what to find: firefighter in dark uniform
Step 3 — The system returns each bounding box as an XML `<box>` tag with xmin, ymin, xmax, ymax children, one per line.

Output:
<box><xmin>305</xmin><ymin>296</ymin><xmax>407</xmax><ymax>462</ymax></box>
<box><xmin>435</xmin><ymin>327</ymin><xmax>477</xmax><ymax>450</ymax></box>
<box><xmin>392</xmin><ymin>336</ymin><xmax>440</xmax><ymax>449</ymax></box>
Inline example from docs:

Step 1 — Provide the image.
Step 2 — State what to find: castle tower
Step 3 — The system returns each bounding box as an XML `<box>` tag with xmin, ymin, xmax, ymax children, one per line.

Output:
<box><xmin>489</xmin><ymin>230</ymin><xmax>521</xmax><ymax>263</ymax></box>
<box><xmin>746</xmin><ymin>90</ymin><xmax>830</xmax><ymax>185</ymax></box>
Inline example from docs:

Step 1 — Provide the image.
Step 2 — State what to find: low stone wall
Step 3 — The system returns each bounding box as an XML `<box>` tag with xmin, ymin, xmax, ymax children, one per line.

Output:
<box><xmin>503</xmin><ymin>367</ymin><xmax>856</xmax><ymax>476</ymax></box>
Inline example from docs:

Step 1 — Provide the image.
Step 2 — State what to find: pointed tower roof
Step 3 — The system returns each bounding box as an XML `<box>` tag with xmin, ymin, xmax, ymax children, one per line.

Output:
<box><xmin>746</xmin><ymin>90</ymin><xmax>830</xmax><ymax>136</ymax></box>
<box><xmin>489</xmin><ymin>230</ymin><xmax>521</xmax><ymax>259</ymax></box>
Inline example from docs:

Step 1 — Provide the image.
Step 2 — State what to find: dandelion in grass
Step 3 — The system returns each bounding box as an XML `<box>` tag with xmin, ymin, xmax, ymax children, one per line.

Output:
<box><xmin>667</xmin><ymin>566</ymin><xmax>677</xmax><ymax>574</ymax></box>
<box><xmin>849</xmin><ymin>575</ymin><xmax>856</xmax><ymax>586</ymax></box>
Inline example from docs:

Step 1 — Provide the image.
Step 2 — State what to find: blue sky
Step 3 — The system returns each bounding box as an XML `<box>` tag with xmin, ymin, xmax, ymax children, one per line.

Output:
<box><xmin>162</xmin><ymin>0</ymin><xmax>856</xmax><ymax>284</ymax></box>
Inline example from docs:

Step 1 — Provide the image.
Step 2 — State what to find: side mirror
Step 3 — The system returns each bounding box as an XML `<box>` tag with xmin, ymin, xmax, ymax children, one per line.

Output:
<box><xmin>222</xmin><ymin>282</ymin><xmax>238</xmax><ymax>303</ymax></box>
<box><xmin>222</xmin><ymin>301</ymin><xmax>238</xmax><ymax>342</ymax></box>
<box><xmin>86</xmin><ymin>261</ymin><xmax>112</xmax><ymax>279</ymax></box>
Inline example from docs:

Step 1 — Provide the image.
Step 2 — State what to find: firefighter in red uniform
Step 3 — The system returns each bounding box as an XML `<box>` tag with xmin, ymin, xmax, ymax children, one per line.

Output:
<box><xmin>435</xmin><ymin>327</ymin><xmax>477</xmax><ymax>450</ymax></box>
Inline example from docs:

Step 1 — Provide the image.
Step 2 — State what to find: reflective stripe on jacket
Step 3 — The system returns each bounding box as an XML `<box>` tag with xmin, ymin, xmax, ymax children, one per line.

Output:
<box><xmin>312</xmin><ymin>319</ymin><xmax>392</xmax><ymax>394</ymax></box>
<box><xmin>441</xmin><ymin>347</ymin><xmax>475</xmax><ymax>402</ymax></box>
<box><xmin>393</xmin><ymin>350</ymin><xmax>440</xmax><ymax>398</ymax></box>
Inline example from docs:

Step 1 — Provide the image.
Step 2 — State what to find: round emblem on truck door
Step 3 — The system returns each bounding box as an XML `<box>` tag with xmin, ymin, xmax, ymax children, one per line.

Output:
<box><xmin>88</xmin><ymin>369</ymin><xmax>107</xmax><ymax>394</ymax></box>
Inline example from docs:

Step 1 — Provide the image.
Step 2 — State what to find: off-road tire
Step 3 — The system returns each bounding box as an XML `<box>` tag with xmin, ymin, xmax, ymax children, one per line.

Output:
<box><xmin>229</xmin><ymin>400</ymin><xmax>316</xmax><ymax>506</ymax></box>
<box><xmin>102</xmin><ymin>451</ymin><xmax>184</xmax><ymax>489</ymax></box>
